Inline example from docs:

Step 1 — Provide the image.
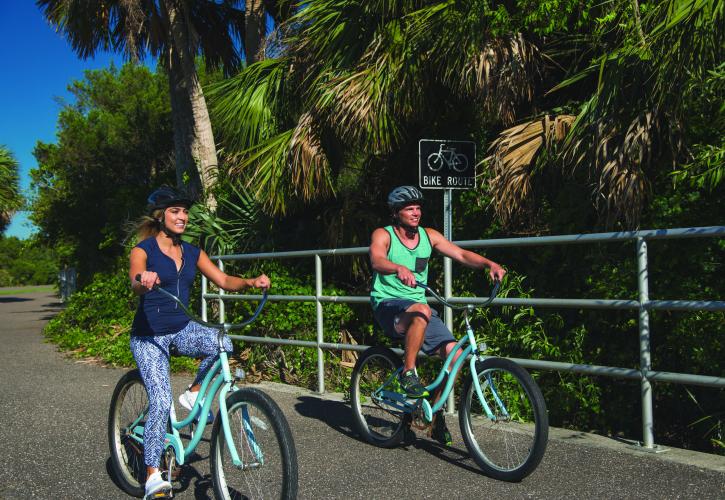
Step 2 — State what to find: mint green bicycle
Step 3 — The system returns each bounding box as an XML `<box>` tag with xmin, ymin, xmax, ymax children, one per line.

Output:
<box><xmin>108</xmin><ymin>279</ymin><xmax>298</xmax><ymax>499</ymax></box>
<box><xmin>350</xmin><ymin>281</ymin><xmax>548</xmax><ymax>482</ymax></box>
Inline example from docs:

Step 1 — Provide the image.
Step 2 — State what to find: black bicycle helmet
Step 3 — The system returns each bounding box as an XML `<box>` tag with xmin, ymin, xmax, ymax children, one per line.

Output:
<box><xmin>387</xmin><ymin>185</ymin><xmax>424</xmax><ymax>210</ymax></box>
<box><xmin>146</xmin><ymin>186</ymin><xmax>193</xmax><ymax>213</ymax></box>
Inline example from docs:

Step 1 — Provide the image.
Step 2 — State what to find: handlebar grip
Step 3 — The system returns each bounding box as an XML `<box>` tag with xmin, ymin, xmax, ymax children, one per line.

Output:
<box><xmin>135</xmin><ymin>273</ymin><xmax>159</xmax><ymax>290</ymax></box>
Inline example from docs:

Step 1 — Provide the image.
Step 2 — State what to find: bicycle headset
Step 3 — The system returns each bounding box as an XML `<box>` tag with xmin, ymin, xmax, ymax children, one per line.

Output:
<box><xmin>146</xmin><ymin>186</ymin><xmax>194</xmax><ymax>244</ymax></box>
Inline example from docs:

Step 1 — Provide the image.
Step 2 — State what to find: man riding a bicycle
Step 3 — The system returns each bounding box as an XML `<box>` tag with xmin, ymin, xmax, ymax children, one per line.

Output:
<box><xmin>369</xmin><ymin>185</ymin><xmax>506</xmax><ymax>445</ymax></box>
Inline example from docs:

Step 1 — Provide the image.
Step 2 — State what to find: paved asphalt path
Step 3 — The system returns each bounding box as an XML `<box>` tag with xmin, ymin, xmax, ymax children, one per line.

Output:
<box><xmin>1</xmin><ymin>290</ymin><xmax>724</xmax><ymax>499</ymax></box>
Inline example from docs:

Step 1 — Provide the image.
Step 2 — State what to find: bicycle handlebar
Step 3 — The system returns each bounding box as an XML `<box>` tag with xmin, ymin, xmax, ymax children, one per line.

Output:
<box><xmin>134</xmin><ymin>274</ymin><xmax>268</xmax><ymax>331</ymax></box>
<box><xmin>415</xmin><ymin>280</ymin><xmax>500</xmax><ymax>310</ymax></box>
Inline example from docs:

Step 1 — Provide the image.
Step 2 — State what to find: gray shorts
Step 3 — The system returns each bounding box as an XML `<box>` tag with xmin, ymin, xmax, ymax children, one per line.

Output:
<box><xmin>373</xmin><ymin>299</ymin><xmax>455</xmax><ymax>355</ymax></box>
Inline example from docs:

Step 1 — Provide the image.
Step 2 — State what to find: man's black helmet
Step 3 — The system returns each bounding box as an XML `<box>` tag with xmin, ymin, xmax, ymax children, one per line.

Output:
<box><xmin>147</xmin><ymin>186</ymin><xmax>193</xmax><ymax>213</ymax></box>
<box><xmin>387</xmin><ymin>185</ymin><xmax>424</xmax><ymax>210</ymax></box>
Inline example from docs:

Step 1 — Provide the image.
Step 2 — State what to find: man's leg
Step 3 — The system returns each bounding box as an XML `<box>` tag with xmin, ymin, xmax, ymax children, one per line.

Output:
<box><xmin>430</xmin><ymin>341</ymin><xmax>463</xmax><ymax>405</ymax></box>
<box><xmin>389</xmin><ymin>303</ymin><xmax>432</xmax><ymax>398</ymax></box>
<box><xmin>395</xmin><ymin>303</ymin><xmax>432</xmax><ymax>372</ymax></box>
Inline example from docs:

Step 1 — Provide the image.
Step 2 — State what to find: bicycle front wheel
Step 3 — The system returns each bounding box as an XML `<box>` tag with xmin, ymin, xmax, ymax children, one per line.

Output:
<box><xmin>108</xmin><ymin>369</ymin><xmax>147</xmax><ymax>498</ymax></box>
<box><xmin>350</xmin><ymin>346</ymin><xmax>408</xmax><ymax>448</ymax></box>
<box><xmin>210</xmin><ymin>388</ymin><xmax>298</xmax><ymax>500</ymax></box>
<box><xmin>459</xmin><ymin>357</ymin><xmax>548</xmax><ymax>481</ymax></box>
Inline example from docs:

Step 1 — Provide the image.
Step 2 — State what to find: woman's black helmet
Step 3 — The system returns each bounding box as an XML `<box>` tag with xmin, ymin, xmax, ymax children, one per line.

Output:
<box><xmin>147</xmin><ymin>186</ymin><xmax>193</xmax><ymax>213</ymax></box>
<box><xmin>387</xmin><ymin>185</ymin><xmax>424</xmax><ymax>211</ymax></box>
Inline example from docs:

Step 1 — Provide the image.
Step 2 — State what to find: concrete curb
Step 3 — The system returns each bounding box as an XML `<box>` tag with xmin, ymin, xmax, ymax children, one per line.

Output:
<box><xmin>246</xmin><ymin>379</ymin><xmax>725</xmax><ymax>474</ymax></box>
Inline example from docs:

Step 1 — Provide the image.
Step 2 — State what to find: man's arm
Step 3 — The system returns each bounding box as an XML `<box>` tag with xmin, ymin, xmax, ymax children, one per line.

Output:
<box><xmin>426</xmin><ymin>228</ymin><xmax>506</xmax><ymax>281</ymax></box>
<box><xmin>369</xmin><ymin>228</ymin><xmax>417</xmax><ymax>286</ymax></box>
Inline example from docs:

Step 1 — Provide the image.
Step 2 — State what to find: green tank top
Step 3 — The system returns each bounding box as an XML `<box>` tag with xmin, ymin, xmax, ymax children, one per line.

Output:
<box><xmin>371</xmin><ymin>226</ymin><xmax>432</xmax><ymax>309</ymax></box>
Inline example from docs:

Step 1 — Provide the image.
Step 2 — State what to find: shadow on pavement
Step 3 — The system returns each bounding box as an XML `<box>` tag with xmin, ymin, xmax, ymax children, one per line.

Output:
<box><xmin>105</xmin><ymin>455</ymin><xmax>215</xmax><ymax>499</ymax></box>
<box><xmin>0</xmin><ymin>297</ymin><xmax>32</xmax><ymax>303</ymax></box>
<box><xmin>293</xmin><ymin>396</ymin><xmax>358</xmax><ymax>440</ymax></box>
<box><xmin>293</xmin><ymin>395</ymin><xmax>488</xmax><ymax>477</ymax></box>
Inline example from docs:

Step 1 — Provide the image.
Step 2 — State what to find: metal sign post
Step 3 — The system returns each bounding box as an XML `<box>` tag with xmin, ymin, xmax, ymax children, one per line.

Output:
<box><xmin>419</xmin><ymin>139</ymin><xmax>476</xmax><ymax>413</ymax></box>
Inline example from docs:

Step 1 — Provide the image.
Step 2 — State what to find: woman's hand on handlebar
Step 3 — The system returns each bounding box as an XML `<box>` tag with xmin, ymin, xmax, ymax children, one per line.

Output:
<box><xmin>488</xmin><ymin>263</ymin><xmax>506</xmax><ymax>282</ymax></box>
<box><xmin>136</xmin><ymin>271</ymin><xmax>160</xmax><ymax>291</ymax></box>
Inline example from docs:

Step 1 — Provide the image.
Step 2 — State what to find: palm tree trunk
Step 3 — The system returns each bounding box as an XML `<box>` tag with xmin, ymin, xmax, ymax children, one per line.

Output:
<box><xmin>165</xmin><ymin>0</ymin><xmax>218</xmax><ymax>210</ymax></box>
<box><xmin>245</xmin><ymin>0</ymin><xmax>266</xmax><ymax>64</ymax></box>
<box><xmin>167</xmin><ymin>49</ymin><xmax>201</xmax><ymax>195</ymax></box>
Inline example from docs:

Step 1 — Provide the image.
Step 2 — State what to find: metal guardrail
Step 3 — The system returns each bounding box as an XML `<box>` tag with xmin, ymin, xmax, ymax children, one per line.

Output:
<box><xmin>201</xmin><ymin>225</ymin><xmax>725</xmax><ymax>450</ymax></box>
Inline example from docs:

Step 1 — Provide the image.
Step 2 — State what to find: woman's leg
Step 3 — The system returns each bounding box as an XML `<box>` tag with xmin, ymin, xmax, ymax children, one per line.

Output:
<box><xmin>172</xmin><ymin>321</ymin><xmax>232</xmax><ymax>388</ymax></box>
<box><xmin>130</xmin><ymin>335</ymin><xmax>174</xmax><ymax>470</ymax></box>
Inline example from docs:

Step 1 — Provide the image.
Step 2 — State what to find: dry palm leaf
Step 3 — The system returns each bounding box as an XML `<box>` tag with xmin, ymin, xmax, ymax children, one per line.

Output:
<box><xmin>590</xmin><ymin>112</ymin><xmax>657</xmax><ymax>227</ymax></box>
<box><xmin>287</xmin><ymin>112</ymin><xmax>334</xmax><ymax>201</ymax></box>
<box><xmin>460</xmin><ymin>34</ymin><xmax>543</xmax><ymax>125</ymax></box>
<box><xmin>488</xmin><ymin>115</ymin><xmax>575</xmax><ymax>224</ymax></box>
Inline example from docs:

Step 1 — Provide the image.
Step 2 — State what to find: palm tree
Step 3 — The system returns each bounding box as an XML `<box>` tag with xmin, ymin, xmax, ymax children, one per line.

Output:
<box><xmin>37</xmin><ymin>0</ymin><xmax>256</xmax><ymax>208</ymax></box>
<box><xmin>210</xmin><ymin>0</ymin><xmax>544</xmax><ymax>216</ymax></box>
<box><xmin>488</xmin><ymin>0</ymin><xmax>724</xmax><ymax>228</ymax></box>
<box><xmin>244</xmin><ymin>0</ymin><xmax>294</xmax><ymax>64</ymax></box>
<box><xmin>0</xmin><ymin>146</ymin><xmax>24</xmax><ymax>233</ymax></box>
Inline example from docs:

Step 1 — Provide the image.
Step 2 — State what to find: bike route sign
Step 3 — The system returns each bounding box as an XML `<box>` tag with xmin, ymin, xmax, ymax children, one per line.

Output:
<box><xmin>418</xmin><ymin>139</ymin><xmax>476</xmax><ymax>189</ymax></box>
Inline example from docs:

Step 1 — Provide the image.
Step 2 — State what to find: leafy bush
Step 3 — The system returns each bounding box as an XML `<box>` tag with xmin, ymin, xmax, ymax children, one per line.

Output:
<box><xmin>0</xmin><ymin>236</ymin><xmax>58</xmax><ymax>286</ymax></box>
<box><xmin>43</xmin><ymin>269</ymin><xmax>197</xmax><ymax>372</ymax></box>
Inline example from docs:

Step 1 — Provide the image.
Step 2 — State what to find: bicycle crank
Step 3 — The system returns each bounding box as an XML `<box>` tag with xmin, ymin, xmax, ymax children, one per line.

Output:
<box><xmin>410</xmin><ymin>399</ymin><xmax>433</xmax><ymax>430</ymax></box>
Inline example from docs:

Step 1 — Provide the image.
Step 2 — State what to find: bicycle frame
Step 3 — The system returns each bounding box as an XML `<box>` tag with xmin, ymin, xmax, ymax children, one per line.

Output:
<box><xmin>375</xmin><ymin>281</ymin><xmax>504</xmax><ymax>423</ymax></box>
<box><xmin>127</xmin><ymin>277</ymin><xmax>268</xmax><ymax>468</ymax></box>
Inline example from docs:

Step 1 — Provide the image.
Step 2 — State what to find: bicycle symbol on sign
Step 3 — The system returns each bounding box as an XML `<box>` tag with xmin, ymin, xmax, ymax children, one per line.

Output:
<box><xmin>427</xmin><ymin>143</ymin><xmax>469</xmax><ymax>173</ymax></box>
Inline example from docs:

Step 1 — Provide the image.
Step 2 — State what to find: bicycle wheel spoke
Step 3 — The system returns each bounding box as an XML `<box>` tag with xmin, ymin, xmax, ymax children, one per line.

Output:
<box><xmin>459</xmin><ymin>358</ymin><xmax>548</xmax><ymax>481</ymax></box>
<box><xmin>108</xmin><ymin>370</ymin><xmax>149</xmax><ymax>497</ymax></box>
<box><xmin>212</xmin><ymin>389</ymin><xmax>297</xmax><ymax>500</ymax></box>
<box><xmin>351</xmin><ymin>347</ymin><xmax>408</xmax><ymax>447</ymax></box>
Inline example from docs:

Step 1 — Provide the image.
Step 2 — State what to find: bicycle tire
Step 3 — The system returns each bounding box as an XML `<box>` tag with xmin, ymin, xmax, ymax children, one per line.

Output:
<box><xmin>210</xmin><ymin>387</ymin><xmax>298</xmax><ymax>500</ymax></box>
<box><xmin>427</xmin><ymin>153</ymin><xmax>444</xmax><ymax>172</ymax></box>
<box><xmin>452</xmin><ymin>153</ymin><xmax>469</xmax><ymax>172</ymax></box>
<box><xmin>108</xmin><ymin>369</ymin><xmax>148</xmax><ymax>498</ymax></box>
<box><xmin>459</xmin><ymin>357</ymin><xmax>548</xmax><ymax>481</ymax></box>
<box><xmin>350</xmin><ymin>346</ymin><xmax>408</xmax><ymax>448</ymax></box>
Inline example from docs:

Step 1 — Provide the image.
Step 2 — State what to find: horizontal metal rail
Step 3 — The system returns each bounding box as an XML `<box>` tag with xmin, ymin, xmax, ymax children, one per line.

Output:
<box><xmin>202</xmin><ymin>225</ymin><xmax>725</xmax><ymax>450</ymax></box>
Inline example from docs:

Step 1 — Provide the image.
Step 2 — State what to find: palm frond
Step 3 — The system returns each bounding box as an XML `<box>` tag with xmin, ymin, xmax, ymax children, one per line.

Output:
<box><xmin>459</xmin><ymin>34</ymin><xmax>543</xmax><ymax>125</ymax></box>
<box><xmin>488</xmin><ymin>115</ymin><xmax>575</xmax><ymax>225</ymax></box>
<box><xmin>0</xmin><ymin>146</ymin><xmax>23</xmax><ymax>232</ymax></box>
<box><xmin>225</xmin><ymin>112</ymin><xmax>333</xmax><ymax>215</ymax></box>
<box><xmin>208</xmin><ymin>57</ymin><xmax>292</xmax><ymax>152</ymax></box>
<box><xmin>287</xmin><ymin>112</ymin><xmax>334</xmax><ymax>201</ymax></box>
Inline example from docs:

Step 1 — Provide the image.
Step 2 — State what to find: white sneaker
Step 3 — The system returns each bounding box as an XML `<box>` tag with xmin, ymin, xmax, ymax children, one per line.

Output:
<box><xmin>178</xmin><ymin>389</ymin><xmax>199</xmax><ymax>411</ymax></box>
<box><xmin>144</xmin><ymin>471</ymin><xmax>172</xmax><ymax>499</ymax></box>
<box><xmin>179</xmin><ymin>389</ymin><xmax>214</xmax><ymax>424</ymax></box>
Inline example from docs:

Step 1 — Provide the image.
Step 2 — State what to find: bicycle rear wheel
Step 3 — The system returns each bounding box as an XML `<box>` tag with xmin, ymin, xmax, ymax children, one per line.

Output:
<box><xmin>210</xmin><ymin>388</ymin><xmax>298</xmax><ymax>500</ymax></box>
<box><xmin>350</xmin><ymin>346</ymin><xmax>408</xmax><ymax>447</ymax></box>
<box><xmin>108</xmin><ymin>369</ymin><xmax>147</xmax><ymax>497</ymax></box>
<box><xmin>459</xmin><ymin>357</ymin><xmax>548</xmax><ymax>481</ymax></box>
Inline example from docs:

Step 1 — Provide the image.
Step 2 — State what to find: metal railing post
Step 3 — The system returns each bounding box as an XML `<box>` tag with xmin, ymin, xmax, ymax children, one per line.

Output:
<box><xmin>637</xmin><ymin>237</ymin><xmax>655</xmax><ymax>449</ymax></box>
<box><xmin>201</xmin><ymin>274</ymin><xmax>208</xmax><ymax>322</ymax></box>
<box><xmin>218</xmin><ymin>259</ymin><xmax>226</xmax><ymax>323</ymax></box>
<box><xmin>443</xmin><ymin>188</ymin><xmax>455</xmax><ymax>413</ymax></box>
<box><xmin>315</xmin><ymin>254</ymin><xmax>326</xmax><ymax>394</ymax></box>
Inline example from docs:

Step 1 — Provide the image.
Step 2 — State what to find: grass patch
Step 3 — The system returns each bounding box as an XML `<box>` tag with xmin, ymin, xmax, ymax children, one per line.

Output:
<box><xmin>0</xmin><ymin>285</ymin><xmax>55</xmax><ymax>295</ymax></box>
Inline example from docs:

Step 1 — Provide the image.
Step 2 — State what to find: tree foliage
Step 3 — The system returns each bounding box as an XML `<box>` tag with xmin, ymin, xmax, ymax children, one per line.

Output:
<box><xmin>30</xmin><ymin>63</ymin><xmax>175</xmax><ymax>284</ymax></box>
<box><xmin>0</xmin><ymin>236</ymin><xmax>57</xmax><ymax>286</ymax></box>
<box><xmin>0</xmin><ymin>146</ymin><xmax>24</xmax><ymax>233</ymax></box>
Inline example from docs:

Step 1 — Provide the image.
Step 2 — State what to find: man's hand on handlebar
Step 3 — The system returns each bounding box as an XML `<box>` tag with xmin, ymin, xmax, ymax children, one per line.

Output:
<box><xmin>488</xmin><ymin>263</ymin><xmax>506</xmax><ymax>282</ymax></box>
<box><xmin>396</xmin><ymin>266</ymin><xmax>416</xmax><ymax>287</ymax></box>
<box><xmin>252</xmin><ymin>274</ymin><xmax>271</xmax><ymax>290</ymax></box>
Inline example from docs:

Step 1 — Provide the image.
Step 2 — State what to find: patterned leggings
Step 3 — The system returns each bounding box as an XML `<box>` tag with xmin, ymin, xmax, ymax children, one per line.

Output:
<box><xmin>130</xmin><ymin>321</ymin><xmax>233</xmax><ymax>467</ymax></box>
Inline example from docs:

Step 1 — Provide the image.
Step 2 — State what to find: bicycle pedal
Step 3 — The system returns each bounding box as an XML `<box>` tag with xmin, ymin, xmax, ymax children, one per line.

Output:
<box><xmin>148</xmin><ymin>491</ymin><xmax>173</xmax><ymax>499</ymax></box>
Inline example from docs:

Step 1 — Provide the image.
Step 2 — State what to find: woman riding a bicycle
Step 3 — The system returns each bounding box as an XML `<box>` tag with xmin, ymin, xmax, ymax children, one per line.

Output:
<box><xmin>129</xmin><ymin>186</ymin><xmax>270</xmax><ymax>499</ymax></box>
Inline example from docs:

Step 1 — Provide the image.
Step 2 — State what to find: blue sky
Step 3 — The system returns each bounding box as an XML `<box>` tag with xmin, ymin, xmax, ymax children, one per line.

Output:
<box><xmin>1</xmin><ymin>2</ymin><xmax>124</xmax><ymax>239</ymax></box>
